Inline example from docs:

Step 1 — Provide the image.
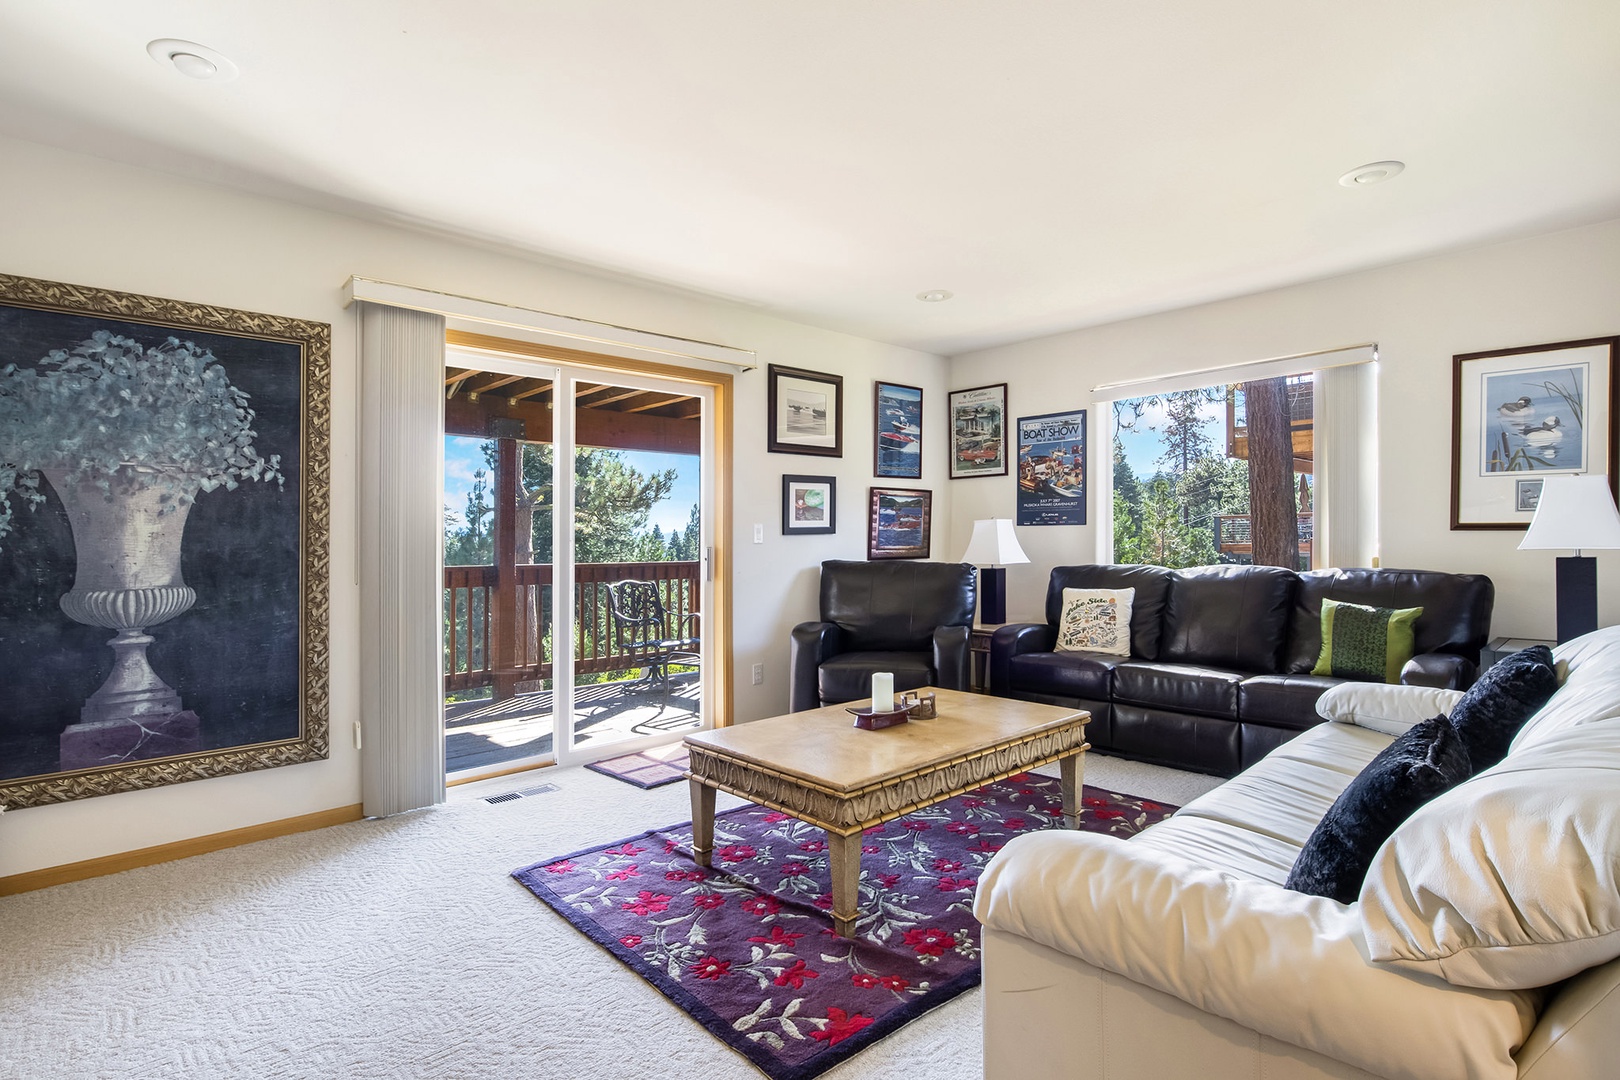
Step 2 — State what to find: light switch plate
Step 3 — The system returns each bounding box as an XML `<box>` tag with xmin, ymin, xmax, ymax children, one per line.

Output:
<box><xmin>753</xmin><ymin>523</ymin><xmax>764</xmax><ymax>543</ymax></box>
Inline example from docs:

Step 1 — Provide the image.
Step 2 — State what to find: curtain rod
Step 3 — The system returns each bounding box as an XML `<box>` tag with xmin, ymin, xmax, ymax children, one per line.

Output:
<box><xmin>343</xmin><ymin>276</ymin><xmax>759</xmax><ymax>372</ymax></box>
<box><xmin>1090</xmin><ymin>342</ymin><xmax>1378</xmax><ymax>395</ymax></box>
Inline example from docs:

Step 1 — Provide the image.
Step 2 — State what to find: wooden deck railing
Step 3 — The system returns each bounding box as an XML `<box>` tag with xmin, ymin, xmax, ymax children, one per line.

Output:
<box><xmin>443</xmin><ymin>560</ymin><xmax>700</xmax><ymax>693</ymax></box>
<box><xmin>1214</xmin><ymin>512</ymin><xmax>1313</xmax><ymax>558</ymax></box>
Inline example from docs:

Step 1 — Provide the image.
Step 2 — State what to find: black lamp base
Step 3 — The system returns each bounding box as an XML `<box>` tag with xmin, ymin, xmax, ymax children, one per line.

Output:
<box><xmin>980</xmin><ymin>567</ymin><xmax>1007</xmax><ymax>625</ymax></box>
<box><xmin>1555</xmin><ymin>555</ymin><xmax>1598</xmax><ymax>644</ymax></box>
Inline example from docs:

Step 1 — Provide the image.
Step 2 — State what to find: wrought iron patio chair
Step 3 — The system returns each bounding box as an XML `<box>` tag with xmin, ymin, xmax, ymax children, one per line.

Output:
<box><xmin>606</xmin><ymin>579</ymin><xmax>700</xmax><ymax>718</ymax></box>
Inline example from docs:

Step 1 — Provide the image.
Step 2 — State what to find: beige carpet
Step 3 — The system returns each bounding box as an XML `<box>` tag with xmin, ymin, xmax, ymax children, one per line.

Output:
<box><xmin>0</xmin><ymin>752</ymin><xmax>1221</xmax><ymax>1080</ymax></box>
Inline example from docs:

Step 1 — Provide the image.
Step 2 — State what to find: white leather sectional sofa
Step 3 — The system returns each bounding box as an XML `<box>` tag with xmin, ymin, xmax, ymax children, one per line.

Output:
<box><xmin>974</xmin><ymin>626</ymin><xmax>1620</xmax><ymax>1080</ymax></box>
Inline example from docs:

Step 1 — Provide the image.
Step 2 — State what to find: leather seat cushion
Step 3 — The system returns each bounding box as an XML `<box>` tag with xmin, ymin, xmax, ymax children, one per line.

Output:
<box><xmin>1238</xmin><ymin>674</ymin><xmax>1344</xmax><ymax>728</ymax></box>
<box><xmin>1006</xmin><ymin>651</ymin><xmax>1126</xmax><ymax>701</ymax></box>
<box><xmin>818</xmin><ymin>651</ymin><xmax>933</xmax><ymax>704</ymax></box>
<box><xmin>1113</xmin><ymin>662</ymin><xmax>1244</xmax><ymax>719</ymax></box>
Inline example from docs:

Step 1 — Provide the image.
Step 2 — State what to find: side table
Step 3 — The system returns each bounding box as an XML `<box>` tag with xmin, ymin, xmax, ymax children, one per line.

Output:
<box><xmin>970</xmin><ymin>622</ymin><xmax>1006</xmax><ymax>693</ymax></box>
<box><xmin>1481</xmin><ymin>636</ymin><xmax>1556</xmax><ymax>672</ymax></box>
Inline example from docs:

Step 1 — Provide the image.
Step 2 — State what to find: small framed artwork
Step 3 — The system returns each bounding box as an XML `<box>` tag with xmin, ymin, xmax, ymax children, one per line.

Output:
<box><xmin>1451</xmin><ymin>336</ymin><xmax>1619</xmax><ymax>529</ymax></box>
<box><xmin>782</xmin><ymin>475</ymin><xmax>836</xmax><ymax>535</ymax></box>
<box><xmin>948</xmin><ymin>382</ymin><xmax>1009</xmax><ymax>478</ymax></box>
<box><xmin>868</xmin><ymin>486</ymin><xmax>932</xmax><ymax>559</ymax></box>
<box><xmin>768</xmin><ymin>364</ymin><xmax>843</xmax><ymax>456</ymax></box>
<box><xmin>1016</xmin><ymin>409</ymin><xmax>1087</xmax><ymax>525</ymax></box>
<box><xmin>874</xmin><ymin>380</ymin><xmax>923</xmax><ymax>479</ymax></box>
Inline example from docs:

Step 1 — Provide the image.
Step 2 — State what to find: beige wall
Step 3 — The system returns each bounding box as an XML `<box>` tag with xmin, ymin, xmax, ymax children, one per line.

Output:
<box><xmin>0</xmin><ymin>135</ymin><xmax>951</xmax><ymax>877</ymax></box>
<box><xmin>948</xmin><ymin>217</ymin><xmax>1620</xmax><ymax>635</ymax></box>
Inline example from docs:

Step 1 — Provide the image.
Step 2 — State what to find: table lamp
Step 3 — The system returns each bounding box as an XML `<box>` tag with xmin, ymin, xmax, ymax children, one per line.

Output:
<box><xmin>961</xmin><ymin>518</ymin><xmax>1029</xmax><ymax>625</ymax></box>
<box><xmin>1518</xmin><ymin>474</ymin><xmax>1620</xmax><ymax>643</ymax></box>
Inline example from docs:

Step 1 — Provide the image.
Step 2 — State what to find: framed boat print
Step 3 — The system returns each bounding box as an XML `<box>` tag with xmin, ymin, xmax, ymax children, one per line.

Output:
<box><xmin>949</xmin><ymin>383</ymin><xmax>1008</xmax><ymax>478</ymax></box>
<box><xmin>782</xmin><ymin>474</ymin><xmax>836</xmax><ymax>535</ymax></box>
<box><xmin>1451</xmin><ymin>336</ymin><xmax>1618</xmax><ymax>529</ymax></box>
<box><xmin>868</xmin><ymin>486</ymin><xmax>932</xmax><ymax>559</ymax></box>
<box><xmin>0</xmin><ymin>272</ymin><xmax>331</xmax><ymax>808</ymax></box>
<box><xmin>1016</xmin><ymin>409</ymin><xmax>1086</xmax><ymax>526</ymax></box>
<box><xmin>874</xmin><ymin>380</ymin><xmax>923</xmax><ymax>479</ymax></box>
<box><xmin>768</xmin><ymin>364</ymin><xmax>843</xmax><ymax>457</ymax></box>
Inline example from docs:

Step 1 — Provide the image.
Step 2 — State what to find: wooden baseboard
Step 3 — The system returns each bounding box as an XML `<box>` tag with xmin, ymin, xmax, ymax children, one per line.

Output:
<box><xmin>0</xmin><ymin>803</ymin><xmax>365</xmax><ymax>897</ymax></box>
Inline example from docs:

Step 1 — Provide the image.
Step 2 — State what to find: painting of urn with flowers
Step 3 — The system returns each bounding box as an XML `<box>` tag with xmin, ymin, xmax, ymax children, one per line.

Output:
<box><xmin>0</xmin><ymin>274</ymin><xmax>330</xmax><ymax>807</ymax></box>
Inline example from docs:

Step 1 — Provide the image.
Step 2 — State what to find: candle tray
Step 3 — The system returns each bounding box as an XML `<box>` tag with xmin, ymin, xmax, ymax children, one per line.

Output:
<box><xmin>846</xmin><ymin>706</ymin><xmax>911</xmax><ymax>730</ymax></box>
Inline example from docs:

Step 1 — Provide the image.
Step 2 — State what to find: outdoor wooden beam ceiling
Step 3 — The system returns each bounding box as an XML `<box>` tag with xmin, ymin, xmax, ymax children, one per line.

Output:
<box><xmin>585</xmin><ymin>388</ymin><xmax>651</xmax><ymax>408</ymax></box>
<box><xmin>507</xmin><ymin>383</ymin><xmax>552</xmax><ymax>403</ymax></box>
<box><xmin>471</xmin><ymin>374</ymin><xmax>526</xmax><ymax>393</ymax></box>
<box><xmin>626</xmin><ymin>394</ymin><xmax>689</xmax><ymax>414</ymax></box>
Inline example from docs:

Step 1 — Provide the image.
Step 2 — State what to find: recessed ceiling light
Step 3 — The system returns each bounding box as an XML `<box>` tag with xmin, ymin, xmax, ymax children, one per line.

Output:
<box><xmin>1338</xmin><ymin>161</ymin><xmax>1404</xmax><ymax>187</ymax></box>
<box><xmin>916</xmin><ymin>290</ymin><xmax>953</xmax><ymax>303</ymax></box>
<box><xmin>146</xmin><ymin>38</ymin><xmax>239</xmax><ymax>82</ymax></box>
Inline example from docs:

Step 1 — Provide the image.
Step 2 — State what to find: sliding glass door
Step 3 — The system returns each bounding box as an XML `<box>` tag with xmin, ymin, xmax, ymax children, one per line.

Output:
<box><xmin>441</xmin><ymin>349</ymin><xmax>713</xmax><ymax>779</ymax></box>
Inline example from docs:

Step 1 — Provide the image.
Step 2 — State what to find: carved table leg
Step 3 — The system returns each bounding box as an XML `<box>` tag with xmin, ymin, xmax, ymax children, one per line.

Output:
<box><xmin>690</xmin><ymin>779</ymin><xmax>716</xmax><ymax>867</ymax></box>
<box><xmin>1059</xmin><ymin>752</ymin><xmax>1084</xmax><ymax>830</ymax></box>
<box><xmin>826</xmin><ymin>829</ymin><xmax>863</xmax><ymax>939</ymax></box>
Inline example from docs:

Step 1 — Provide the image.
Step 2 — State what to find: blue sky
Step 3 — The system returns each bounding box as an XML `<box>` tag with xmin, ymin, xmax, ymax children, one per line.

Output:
<box><xmin>1112</xmin><ymin>394</ymin><xmax>1226</xmax><ymax>476</ymax></box>
<box><xmin>443</xmin><ymin>436</ymin><xmax>700</xmax><ymax>535</ymax></box>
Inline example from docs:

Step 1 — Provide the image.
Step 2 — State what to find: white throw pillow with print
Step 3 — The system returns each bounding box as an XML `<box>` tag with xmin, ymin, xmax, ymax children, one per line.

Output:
<box><xmin>1055</xmin><ymin>587</ymin><xmax>1134</xmax><ymax>656</ymax></box>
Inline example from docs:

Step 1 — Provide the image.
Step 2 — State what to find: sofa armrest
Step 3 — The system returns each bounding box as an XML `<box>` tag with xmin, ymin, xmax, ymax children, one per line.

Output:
<box><xmin>1401</xmin><ymin>652</ymin><xmax>1476</xmax><ymax>690</ymax></box>
<box><xmin>974</xmin><ymin>830</ymin><xmax>1537</xmax><ymax>1080</ymax></box>
<box><xmin>789</xmin><ymin>621</ymin><xmax>842</xmax><ymax>712</ymax></box>
<box><xmin>988</xmin><ymin>622</ymin><xmax>1055</xmax><ymax>696</ymax></box>
<box><xmin>932</xmin><ymin>624</ymin><xmax>971</xmax><ymax>691</ymax></box>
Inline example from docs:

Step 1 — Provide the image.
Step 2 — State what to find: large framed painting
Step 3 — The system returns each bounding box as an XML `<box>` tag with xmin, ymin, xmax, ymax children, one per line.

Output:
<box><xmin>867</xmin><ymin>486</ymin><xmax>932</xmax><ymax>559</ymax></box>
<box><xmin>767</xmin><ymin>364</ymin><xmax>843</xmax><ymax>456</ymax></box>
<box><xmin>874</xmin><ymin>380</ymin><xmax>922</xmax><ymax>479</ymax></box>
<box><xmin>1451</xmin><ymin>336</ymin><xmax>1619</xmax><ymax>529</ymax></box>
<box><xmin>1016</xmin><ymin>409</ymin><xmax>1087</xmax><ymax>526</ymax></box>
<box><xmin>949</xmin><ymin>383</ymin><xmax>1008</xmax><ymax>478</ymax></box>
<box><xmin>0</xmin><ymin>273</ymin><xmax>331</xmax><ymax>808</ymax></box>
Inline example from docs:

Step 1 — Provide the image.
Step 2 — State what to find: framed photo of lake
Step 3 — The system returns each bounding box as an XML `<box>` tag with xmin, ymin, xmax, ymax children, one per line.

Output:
<box><xmin>1451</xmin><ymin>336</ymin><xmax>1619</xmax><ymax>529</ymax></box>
<box><xmin>874</xmin><ymin>380</ymin><xmax>923</xmax><ymax>479</ymax></box>
<box><xmin>0</xmin><ymin>272</ymin><xmax>331</xmax><ymax>808</ymax></box>
<box><xmin>782</xmin><ymin>474</ymin><xmax>836</xmax><ymax>535</ymax></box>
<box><xmin>949</xmin><ymin>383</ymin><xmax>1008</xmax><ymax>478</ymax></box>
<box><xmin>868</xmin><ymin>486</ymin><xmax>932</xmax><ymax>559</ymax></box>
<box><xmin>767</xmin><ymin>364</ymin><xmax>843</xmax><ymax>457</ymax></box>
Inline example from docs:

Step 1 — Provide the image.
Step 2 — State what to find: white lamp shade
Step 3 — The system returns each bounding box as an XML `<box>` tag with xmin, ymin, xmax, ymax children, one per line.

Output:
<box><xmin>961</xmin><ymin>518</ymin><xmax>1029</xmax><ymax>566</ymax></box>
<box><xmin>1519</xmin><ymin>475</ymin><xmax>1620</xmax><ymax>551</ymax></box>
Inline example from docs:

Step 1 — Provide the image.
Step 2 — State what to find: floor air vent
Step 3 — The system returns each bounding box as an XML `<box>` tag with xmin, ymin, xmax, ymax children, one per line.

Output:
<box><xmin>483</xmin><ymin>782</ymin><xmax>560</xmax><ymax>804</ymax></box>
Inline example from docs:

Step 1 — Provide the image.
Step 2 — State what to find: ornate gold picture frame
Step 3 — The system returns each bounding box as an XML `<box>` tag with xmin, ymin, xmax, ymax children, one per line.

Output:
<box><xmin>0</xmin><ymin>273</ymin><xmax>331</xmax><ymax>808</ymax></box>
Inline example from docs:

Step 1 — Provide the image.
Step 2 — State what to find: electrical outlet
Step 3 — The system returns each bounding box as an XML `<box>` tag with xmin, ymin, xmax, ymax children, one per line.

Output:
<box><xmin>751</xmin><ymin>663</ymin><xmax>764</xmax><ymax>685</ymax></box>
<box><xmin>753</xmin><ymin>523</ymin><xmax>764</xmax><ymax>543</ymax></box>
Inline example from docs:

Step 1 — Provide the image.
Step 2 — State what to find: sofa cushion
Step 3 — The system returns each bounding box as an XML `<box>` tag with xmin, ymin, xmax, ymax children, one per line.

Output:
<box><xmin>1044</xmin><ymin>564</ymin><xmax>1174</xmax><ymax>660</ymax></box>
<box><xmin>1315</xmin><ymin>681</ymin><xmax>1466</xmax><ymax>736</ymax></box>
<box><xmin>1158</xmin><ymin>564</ymin><xmax>1296</xmax><ymax>672</ymax></box>
<box><xmin>1284</xmin><ymin>567</ymin><xmax>1495</xmax><ymax>676</ymax></box>
<box><xmin>1005</xmin><ymin>651</ymin><xmax>1123</xmax><ymax>701</ymax></box>
<box><xmin>1113</xmin><ymin>662</ymin><xmax>1244</xmax><ymax>719</ymax></box>
<box><xmin>1361</xmin><ymin>717</ymin><xmax>1620</xmax><ymax>991</ymax></box>
<box><xmin>1237</xmin><ymin>674</ymin><xmax>1343</xmax><ymax>728</ymax></box>
<box><xmin>1285</xmin><ymin>716</ymin><xmax>1473</xmax><ymax>904</ymax></box>
<box><xmin>818</xmin><ymin>559</ymin><xmax>976</xmax><ymax>651</ymax></box>
<box><xmin>1512</xmin><ymin>626</ymin><xmax>1620</xmax><ymax>751</ymax></box>
<box><xmin>817</xmin><ymin>651</ymin><xmax>932</xmax><ymax>703</ymax></box>
<box><xmin>1446</xmin><ymin>644</ymin><xmax>1558</xmax><ymax>770</ymax></box>
<box><xmin>1055</xmin><ymin>587</ymin><xmax>1133</xmax><ymax>655</ymax></box>
<box><xmin>1310</xmin><ymin>599</ymin><xmax>1422</xmax><ymax>684</ymax></box>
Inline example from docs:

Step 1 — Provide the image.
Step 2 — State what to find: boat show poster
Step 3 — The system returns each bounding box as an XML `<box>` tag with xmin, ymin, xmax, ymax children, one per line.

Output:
<box><xmin>1016</xmin><ymin>409</ymin><xmax>1087</xmax><ymax>526</ymax></box>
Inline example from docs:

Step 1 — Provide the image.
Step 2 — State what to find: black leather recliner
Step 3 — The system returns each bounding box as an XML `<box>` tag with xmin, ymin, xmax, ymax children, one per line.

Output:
<box><xmin>789</xmin><ymin>560</ymin><xmax>977</xmax><ymax>712</ymax></box>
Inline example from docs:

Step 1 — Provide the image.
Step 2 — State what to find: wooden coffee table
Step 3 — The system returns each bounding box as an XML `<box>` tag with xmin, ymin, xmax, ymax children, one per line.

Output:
<box><xmin>683</xmin><ymin>688</ymin><xmax>1089</xmax><ymax>938</ymax></box>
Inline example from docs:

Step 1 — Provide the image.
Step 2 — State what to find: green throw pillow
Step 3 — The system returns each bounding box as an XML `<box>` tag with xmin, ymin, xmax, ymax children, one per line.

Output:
<box><xmin>1311</xmin><ymin>599</ymin><xmax>1423</xmax><ymax>684</ymax></box>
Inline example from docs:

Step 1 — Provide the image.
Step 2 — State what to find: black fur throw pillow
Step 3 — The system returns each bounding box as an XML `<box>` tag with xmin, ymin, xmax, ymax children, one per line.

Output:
<box><xmin>1446</xmin><ymin>645</ymin><xmax>1559</xmax><ymax>771</ymax></box>
<box><xmin>1285</xmin><ymin>716</ymin><xmax>1473</xmax><ymax>904</ymax></box>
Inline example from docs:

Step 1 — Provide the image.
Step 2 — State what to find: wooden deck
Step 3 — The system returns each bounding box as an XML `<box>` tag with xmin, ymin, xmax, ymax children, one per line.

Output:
<box><xmin>443</xmin><ymin>672</ymin><xmax>700</xmax><ymax>774</ymax></box>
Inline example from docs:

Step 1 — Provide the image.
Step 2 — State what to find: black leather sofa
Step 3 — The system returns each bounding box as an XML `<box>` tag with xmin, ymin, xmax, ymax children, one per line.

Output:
<box><xmin>989</xmin><ymin>563</ymin><xmax>1495</xmax><ymax>776</ymax></box>
<box><xmin>789</xmin><ymin>560</ymin><xmax>977</xmax><ymax>712</ymax></box>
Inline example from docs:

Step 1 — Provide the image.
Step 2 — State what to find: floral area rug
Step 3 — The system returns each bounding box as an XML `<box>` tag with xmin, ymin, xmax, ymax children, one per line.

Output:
<box><xmin>511</xmin><ymin>774</ymin><xmax>1176</xmax><ymax>1080</ymax></box>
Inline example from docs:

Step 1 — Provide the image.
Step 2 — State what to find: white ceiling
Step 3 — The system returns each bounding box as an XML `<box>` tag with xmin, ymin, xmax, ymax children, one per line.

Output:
<box><xmin>2</xmin><ymin>2</ymin><xmax>1618</xmax><ymax>355</ymax></box>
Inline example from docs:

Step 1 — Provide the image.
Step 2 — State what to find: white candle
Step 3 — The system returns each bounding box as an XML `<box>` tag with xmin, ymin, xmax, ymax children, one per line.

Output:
<box><xmin>872</xmin><ymin>672</ymin><xmax>894</xmax><ymax>712</ymax></box>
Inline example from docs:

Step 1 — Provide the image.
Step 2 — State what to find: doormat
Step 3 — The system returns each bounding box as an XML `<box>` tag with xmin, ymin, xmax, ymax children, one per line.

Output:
<box><xmin>585</xmin><ymin>744</ymin><xmax>691</xmax><ymax>789</ymax></box>
<box><xmin>512</xmin><ymin>774</ymin><xmax>1176</xmax><ymax>1080</ymax></box>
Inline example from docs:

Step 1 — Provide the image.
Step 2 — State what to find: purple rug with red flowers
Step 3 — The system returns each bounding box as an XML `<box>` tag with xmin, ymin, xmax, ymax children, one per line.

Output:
<box><xmin>511</xmin><ymin>774</ymin><xmax>1176</xmax><ymax>1080</ymax></box>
